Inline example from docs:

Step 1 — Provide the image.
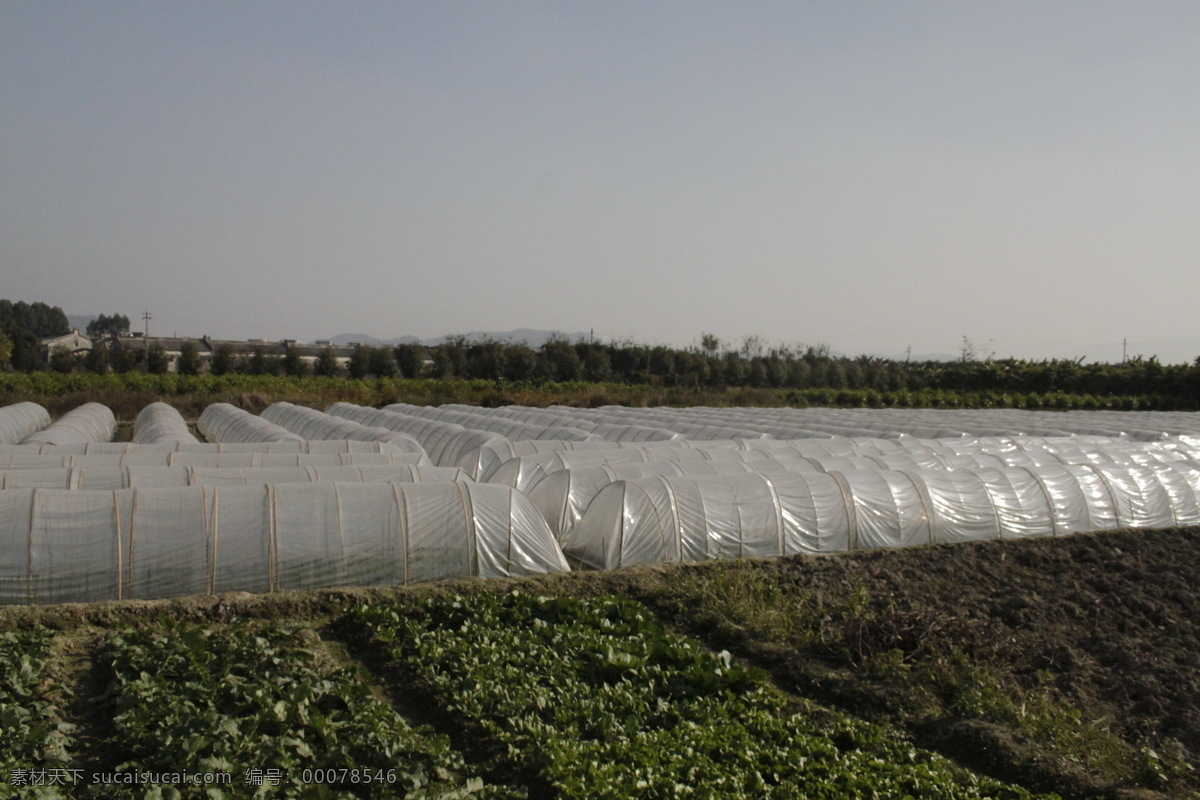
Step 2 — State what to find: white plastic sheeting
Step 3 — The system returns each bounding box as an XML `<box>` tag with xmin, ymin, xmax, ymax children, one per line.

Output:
<box><xmin>565</xmin><ymin>473</ymin><xmax>852</xmax><ymax>568</ymax></box>
<box><xmin>0</xmin><ymin>450</ymin><xmax>427</xmax><ymax>470</ymax></box>
<box><xmin>363</xmin><ymin>403</ymin><xmax>608</xmax><ymax>466</ymax></box>
<box><xmin>0</xmin><ymin>403</ymin><xmax>52</xmax><ymax>444</ymax></box>
<box><xmin>564</xmin><ymin>462</ymin><xmax>1200</xmax><ymax>569</ymax></box>
<box><xmin>0</xmin><ymin>440</ymin><xmax>413</xmax><ymax>456</ymax></box>
<box><xmin>464</xmin><ymin>404</ymin><xmax>1200</xmax><ymax>442</ymax></box>
<box><xmin>523</xmin><ymin>445</ymin><xmax>1199</xmax><ymax>547</ymax></box>
<box><xmin>261</xmin><ymin>402</ymin><xmax>427</xmax><ymax>456</ymax></box>
<box><xmin>383</xmin><ymin>402</ymin><xmax>599</xmax><ymax>441</ymax></box>
<box><xmin>198</xmin><ymin>403</ymin><xmax>304</xmax><ymax>443</ymax></box>
<box><xmin>10</xmin><ymin>400</ymin><xmax>1200</xmax><ymax>601</ymax></box>
<box><xmin>430</xmin><ymin>430</ymin><xmax>509</xmax><ymax>469</ymax></box>
<box><xmin>457</xmin><ymin>439</ymin><xmax>624</xmax><ymax>482</ymax></box>
<box><xmin>530</xmin><ymin>459</ymin><xmax>822</xmax><ymax>542</ymax></box>
<box><xmin>330</xmin><ymin>402</ymin><xmax>612</xmax><ymax>469</ymax></box>
<box><xmin>0</xmin><ymin>465</ymin><xmax>467</xmax><ymax>490</ymax></box>
<box><xmin>0</xmin><ymin>467</ymin><xmax>127</xmax><ymax>490</ymax></box>
<box><xmin>165</xmin><ymin>451</ymin><xmax>428</xmax><ymax>468</ymax></box>
<box><xmin>1</xmin><ymin>440</ymin><xmax>459</xmax><ymax>465</ymax></box>
<box><xmin>326</xmin><ymin>403</ymin><xmax>473</xmax><ymax>466</ymax></box>
<box><xmin>487</xmin><ymin>444</ymin><xmax>751</xmax><ymax>493</ymax></box>
<box><xmin>132</xmin><ymin>402</ymin><xmax>199</xmax><ymax>444</ymax></box>
<box><xmin>486</xmin><ymin>433</ymin><xmax>1200</xmax><ymax>491</ymax></box>
<box><xmin>0</xmin><ymin>482</ymin><xmax>568</xmax><ymax>604</ymax></box>
<box><xmin>185</xmin><ymin>465</ymin><xmax>467</xmax><ymax>486</ymax></box>
<box><xmin>21</xmin><ymin>403</ymin><xmax>116</xmax><ymax>447</ymax></box>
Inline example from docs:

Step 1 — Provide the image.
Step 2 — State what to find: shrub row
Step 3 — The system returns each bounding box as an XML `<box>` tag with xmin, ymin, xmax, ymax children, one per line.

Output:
<box><xmin>1</xmin><ymin>373</ymin><xmax>1189</xmax><ymax>420</ymax></box>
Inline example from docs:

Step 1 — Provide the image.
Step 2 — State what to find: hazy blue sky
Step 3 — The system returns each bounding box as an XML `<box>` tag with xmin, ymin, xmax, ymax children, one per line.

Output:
<box><xmin>3</xmin><ymin>2</ymin><xmax>1198</xmax><ymax>362</ymax></box>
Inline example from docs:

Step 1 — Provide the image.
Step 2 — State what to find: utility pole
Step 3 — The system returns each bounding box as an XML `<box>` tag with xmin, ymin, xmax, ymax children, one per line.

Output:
<box><xmin>1122</xmin><ymin>338</ymin><xmax>1127</xmax><ymax>363</ymax></box>
<box><xmin>142</xmin><ymin>310</ymin><xmax>152</xmax><ymax>339</ymax></box>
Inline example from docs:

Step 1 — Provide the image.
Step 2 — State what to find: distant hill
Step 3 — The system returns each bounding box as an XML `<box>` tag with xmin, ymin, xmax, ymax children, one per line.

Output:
<box><xmin>327</xmin><ymin>333</ymin><xmax>418</xmax><ymax>347</ymax></box>
<box><xmin>329</xmin><ymin>329</ymin><xmax>591</xmax><ymax>348</ymax></box>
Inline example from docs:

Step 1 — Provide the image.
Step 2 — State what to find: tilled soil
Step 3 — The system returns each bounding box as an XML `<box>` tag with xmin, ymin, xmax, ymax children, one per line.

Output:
<box><xmin>605</xmin><ymin>528</ymin><xmax>1200</xmax><ymax>799</ymax></box>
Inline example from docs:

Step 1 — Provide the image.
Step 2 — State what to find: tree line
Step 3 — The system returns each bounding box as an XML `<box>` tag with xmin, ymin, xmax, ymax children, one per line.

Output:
<box><xmin>165</xmin><ymin>335</ymin><xmax>1200</xmax><ymax>407</ymax></box>
<box><xmin>3</xmin><ymin>299</ymin><xmax>1198</xmax><ymax>408</ymax></box>
<box><xmin>0</xmin><ymin>300</ymin><xmax>72</xmax><ymax>371</ymax></box>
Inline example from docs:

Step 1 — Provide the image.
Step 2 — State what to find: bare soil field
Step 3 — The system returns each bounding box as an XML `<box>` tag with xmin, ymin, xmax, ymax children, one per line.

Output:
<box><xmin>3</xmin><ymin>527</ymin><xmax>1198</xmax><ymax>799</ymax></box>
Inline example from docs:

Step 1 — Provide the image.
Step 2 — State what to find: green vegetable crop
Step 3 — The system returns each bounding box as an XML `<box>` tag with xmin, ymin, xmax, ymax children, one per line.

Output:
<box><xmin>93</xmin><ymin>621</ymin><xmax>494</xmax><ymax>799</ymax></box>
<box><xmin>0</xmin><ymin>630</ymin><xmax>75</xmax><ymax>800</ymax></box>
<box><xmin>353</xmin><ymin>592</ymin><xmax>1061</xmax><ymax>800</ymax></box>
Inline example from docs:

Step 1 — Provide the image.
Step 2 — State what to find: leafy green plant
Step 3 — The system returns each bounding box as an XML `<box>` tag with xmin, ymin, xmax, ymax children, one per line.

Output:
<box><xmin>93</xmin><ymin>621</ymin><xmax>500</xmax><ymax>799</ymax></box>
<box><xmin>0</xmin><ymin>630</ymin><xmax>75</xmax><ymax>800</ymax></box>
<box><xmin>351</xmin><ymin>592</ymin><xmax>1059</xmax><ymax>800</ymax></box>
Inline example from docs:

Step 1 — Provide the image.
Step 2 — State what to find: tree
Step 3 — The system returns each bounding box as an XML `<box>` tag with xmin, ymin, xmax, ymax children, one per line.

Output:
<box><xmin>248</xmin><ymin>346</ymin><xmax>280</xmax><ymax>376</ymax></box>
<box><xmin>177</xmin><ymin>341</ymin><xmax>201</xmax><ymax>376</ymax></box>
<box><xmin>0</xmin><ymin>330</ymin><xmax>11</xmax><ymax>368</ymax></box>
<box><xmin>539</xmin><ymin>338</ymin><xmax>581</xmax><ymax>382</ymax></box>
<box><xmin>86</xmin><ymin>313</ymin><xmax>131</xmax><ymax>337</ymax></box>
<box><xmin>394</xmin><ymin>344</ymin><xmax>425</xmax><ymax>379</ymax></box>
<box><xmin>49</xmin><ymin>345</ymin><xmax>76</xmax><ymax>373</ymax></box>
<box><xmin>0</xmin><ymin>300</ymin><xmax>69</xmax><ymax>336</ymax></box>
<box><xmin>502</xmin><ymin>344</ymin><xmax>537</xmax><ymax>382</ymax></box>
<box><xmin>146</xmin><ymin>344</ymin><xmax>169</xmax><ymax>374</ymax></box>
<box><xmin>960</xmin><ymin>336</ymin><xmax>977</xmax><ymax>363</ymax></box>
<box><xmin>109</xmin><ymin>337</ymin><xmax>141</xmax><ymax>373</ymax></box>
<box><xmin>282</xmin><ymin>345</ymin><xmax>307</xmax><ymax>377</ymax></box>
<box><xmin>647</xmin><ymin>346</ymin><xmax>676</xmax><ymax>380</ymax></box>
<box><xmin>723</xmin><ymin>352</ymin><xmax>748</xmax><ymax>386</ymax></box>
<box><xmin>465</xmin><ymin>340</ymin><xmax>506</xmax><ymax>380</ymax></box>
<box><xmin>368</xmin><ymin>346</ymin><xmax>397</xmax><ymax>378</ymax></box>
<box><xmin>314</xmin><ymin>346</ymin><xmax>339</xmax><ymax>377</ymax></box>
<box><xmin>740</xmin><ymin>334</ymin><xmax>764</xmax><ymax>359</ymax></box>
<box><xmin>429</xmin><ymin>338</ymin><xmax>468</xmax><ymax>379</ymax></box>
<box><xmin>2</xmin><ymin>322</ymin><xmax>42</xmax><ymax>371</ymax></box>
<box><xmin>84</xmin><ymin>341</ymin><xmax>109</xmax><ymax>374</ymax></box>
<box><xmin>211</xmin><ymin>344</ymin><xmax>235</xmax><ymax>376</ymax></box>
<box><xmin>582</xmin><ymin>347</ymin><xmax>612</xmax><ymax>382</ymax></box>
<box><xmin>347</xmin><ymin>345</ymin><xmax>371</xmax><ymax>379</ymax></box>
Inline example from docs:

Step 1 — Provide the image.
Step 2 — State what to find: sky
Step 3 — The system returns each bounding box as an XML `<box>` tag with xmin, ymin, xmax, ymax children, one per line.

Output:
<box><xmin>3</xmin><ymin>2</ymin><xmax>1199</xmax><ymax>363</ymax></box>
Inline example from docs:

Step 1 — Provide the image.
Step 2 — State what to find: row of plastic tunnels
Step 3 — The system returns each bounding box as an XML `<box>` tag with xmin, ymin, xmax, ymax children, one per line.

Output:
<box><xmin>1</xmin><ymin>400</ymin><xmax>1199</xmax><ymax>605</ymax></box>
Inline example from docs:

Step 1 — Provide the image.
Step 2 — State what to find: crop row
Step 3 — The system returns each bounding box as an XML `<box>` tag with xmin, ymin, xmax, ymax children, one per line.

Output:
<box><xmin>0</xmin><ymin>595</ymin><xmax>1064</xmax><ymax>800</ymax></box>
<box><xmin>89</xmin><ymin>622</ymin><xmax>509</xmax><ymax>800</ymax></box>
<box><xmin>349</xmin><ymin>592</ymin><xmax>1059</xmax><ymax>800</ymax></box>
<box><xmin>0</xmin><ymin>630</ymin><xmax>74</xmax><ymax>800</ymax></box>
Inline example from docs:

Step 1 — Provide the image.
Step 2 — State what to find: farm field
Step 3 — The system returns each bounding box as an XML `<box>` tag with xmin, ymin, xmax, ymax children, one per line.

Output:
<box><xmin>1</xmin><ymin>397</ymin><xmax>1199</xmax><ymax>797</ymax></box>
<box><xmin>0</xmin><ymin>526</ymin><xmax>1197</xmax><ymax>798</ymax></box>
